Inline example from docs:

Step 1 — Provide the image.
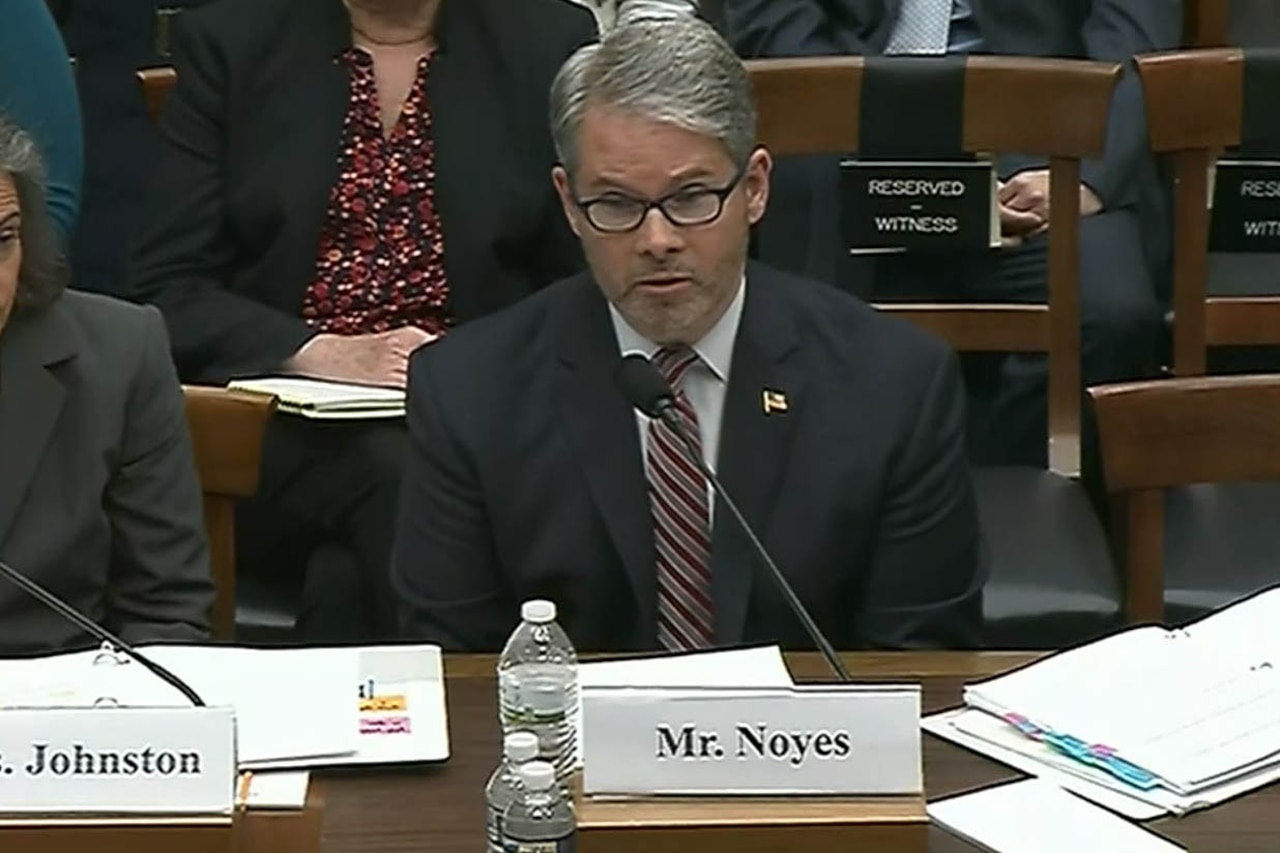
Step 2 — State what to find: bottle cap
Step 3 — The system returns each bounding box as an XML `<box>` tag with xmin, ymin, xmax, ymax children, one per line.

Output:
<box><xmin>504</xmin><ymin>731</ymin><xmax>540</xmax><ymax>763</ymax></box>
<box><xmin>518</xmin><ymin>760</ymin><xmax>556</xmax><ymax>791</ymax></box>
<box><xmin>521</xmin><ymin>600</ymin><xmax>557</xmax><ymax>624</ymax></box>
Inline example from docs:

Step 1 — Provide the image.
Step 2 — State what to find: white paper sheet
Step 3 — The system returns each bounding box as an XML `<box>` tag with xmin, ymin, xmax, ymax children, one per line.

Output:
<box><xmin>574</xmin><ymin>646</ymin><xmax>794</xmax><ymax>768</ymax></box>
<box><xmin>580</xmin><ymin>646</ymin><xmax>794</xmax><ymax>689</ymax></box>
<box><xmin>246</xmin><ymin>645</ymin><xmax>448</xmax><ymax>770</ymax></box>
<box><xmin>138</xmin><ymin>645</ymin><xmax>357</xmax><ymax>766</ymax></box>
<box><xmin>241</xmin><ymin>771</ymin><xmax>310</xmax><ymax>810</ymax></box>
<box><xmin>928</xmin><ymin>779</ymin><xmax>1185</xmax><ymax>853</ymax></box>
<box><xmin>227</xmin><ymin>377</ymin><xmax>404</xmax><ymax>419</ymax></box>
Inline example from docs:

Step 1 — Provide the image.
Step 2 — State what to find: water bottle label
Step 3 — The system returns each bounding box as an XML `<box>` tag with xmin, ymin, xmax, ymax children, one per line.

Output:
<box><xmin>486</xmin><ymin>808</ymin><xmax>502</xmax><ymax>853</ymax></box>
<box><xmin>509</xmin><ymin>837</ymin><xmax>574</xmax><ymax>853</ymax></box>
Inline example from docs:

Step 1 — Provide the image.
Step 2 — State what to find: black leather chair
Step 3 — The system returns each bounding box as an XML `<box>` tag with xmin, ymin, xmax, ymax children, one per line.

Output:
<box><xmin>747</xmin><ymin>56</ymin><xmax>1125</xmax><ymax>647</ymax></box>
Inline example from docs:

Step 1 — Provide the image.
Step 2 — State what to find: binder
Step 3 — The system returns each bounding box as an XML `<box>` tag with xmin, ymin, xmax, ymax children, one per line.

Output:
<box><xmin>961</xmin><ymin>585</ymin><xmax>1280</xmax><ymax>796</ymax></box>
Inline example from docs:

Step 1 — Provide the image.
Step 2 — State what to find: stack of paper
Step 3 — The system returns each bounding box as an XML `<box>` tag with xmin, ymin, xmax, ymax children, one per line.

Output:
<box><xmin>0</xmin><ymin>643</ymin><xmax>448</xmax><ymax>771</ymax></box>
<box><xmin>925</xmin><ymin>585</ymin><xmax>1280</xmax><ymax>818</ymax></box>
<box><xmin>227</xmin><ymin>376</ymin><xmax>404</xmax><ymax>419</ymax></box>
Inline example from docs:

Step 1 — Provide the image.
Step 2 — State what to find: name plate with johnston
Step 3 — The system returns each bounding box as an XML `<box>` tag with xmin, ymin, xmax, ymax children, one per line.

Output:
<box><xmin>581</xmin><ymin>685</ymin><xmax>921</xmax><ymax>796</ymax></box>
<box><xmin>0</xmin><ymin>707</ymin><xmax>236</xmax><ymax>815</ymax></box>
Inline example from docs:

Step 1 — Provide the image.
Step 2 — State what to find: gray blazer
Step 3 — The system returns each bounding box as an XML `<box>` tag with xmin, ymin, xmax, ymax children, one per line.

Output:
<box><xmin>0</xmin><ymin>291</ymin><xmax>213</xmax><ymax>654</ymax></box>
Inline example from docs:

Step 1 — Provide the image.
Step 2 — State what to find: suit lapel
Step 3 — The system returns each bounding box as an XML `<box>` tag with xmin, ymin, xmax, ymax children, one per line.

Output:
<box><xmin>0</xmin><ymin>308</ymin><xmax>75</xmax><ymax>548</ymax></box>
<box><xmin>554</xmin><ymin>279</ymin><xmax>657</xmax><ymax>644</ymax></box>
<box><xmin>280</xmin><ymin>1</ymin><xmax>352</xmax><ymax>302</ymax></box>
<box><xmin>711</xmin><ymin>266</ymin><xmax>806</xmax><ymax>645</ymax></box>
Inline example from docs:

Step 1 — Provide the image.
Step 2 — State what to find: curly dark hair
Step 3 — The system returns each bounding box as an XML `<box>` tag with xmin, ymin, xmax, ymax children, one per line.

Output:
<box><xmin>0</xmin><ymin>114</ymin><xmax>70</xmax><ymax>314</ymax></box>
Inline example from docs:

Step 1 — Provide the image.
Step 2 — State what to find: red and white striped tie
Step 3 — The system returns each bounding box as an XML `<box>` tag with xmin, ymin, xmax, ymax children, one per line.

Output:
<box><xmin>647</xmin><ymin>346</ymin><xmax>714</xmax><ymax>651</ymax></box>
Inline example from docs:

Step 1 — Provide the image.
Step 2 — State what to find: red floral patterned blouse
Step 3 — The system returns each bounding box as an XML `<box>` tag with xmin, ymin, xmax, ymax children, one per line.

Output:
<box><xmin>301</xmin><ymin>48</ymin><xmax>451</xmax><ymax>336</ymax></box>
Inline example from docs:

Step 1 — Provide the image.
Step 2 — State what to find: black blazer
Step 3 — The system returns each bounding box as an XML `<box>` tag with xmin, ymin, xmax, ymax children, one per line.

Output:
<box><xmin>127</xmin><ymin>0</ymin><xmax>596</xmax><ymax>384</ymax></box>
<box><xmin>391</xmin><ymin>263</ymin><xmax>985</xmax><ymax>652</ymax></box>
<box><xmin>0</xmin><ymin>292</ymin><xmax>213</xmax><ymax>654</ymax></box>
<box><xmin>727</xmin><ymin>0</ymin><xmax>1181</xmax><ymax>289</ymax></box>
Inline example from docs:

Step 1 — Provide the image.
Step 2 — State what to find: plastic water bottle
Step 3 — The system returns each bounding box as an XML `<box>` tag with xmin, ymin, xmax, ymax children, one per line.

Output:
<box><xmin>485</xmin><ymin>731</ymin><xmax>541</xmax><ymax>853</ymax></box>
<box><xmin>497</xmin><ymin>600</ymin><xmax>579</xmax><ymax>781</ymax></box>
<box><xmin>501</xmin><ymin>760</ymin><xmax>576</xmax><ymax>853</ymax></box>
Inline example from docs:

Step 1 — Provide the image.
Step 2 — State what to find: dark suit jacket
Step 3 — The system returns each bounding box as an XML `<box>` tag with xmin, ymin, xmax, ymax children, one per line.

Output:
<box><xmin>57</xmin><ymin>0</ymin><xmax>212</xmax><ymax>299</ymax></box>
<box><xmin>0</xmin><ymin>292</ymin><xmax>213</xmax><ymax>654</ymax></box>
<box><xmin>727</xmin><ymin>0</ymin><xmax>1181</xmax><ymax>289</ymax></box>
<box><xmin>126</xmin><ymin>0</ymin><xmax>596</xmax><ymax>384</ymax></box>
<box><xmin>391</xmin><ymin>263</ymin><xmax>985</xmax><ymax>652</ymax></box>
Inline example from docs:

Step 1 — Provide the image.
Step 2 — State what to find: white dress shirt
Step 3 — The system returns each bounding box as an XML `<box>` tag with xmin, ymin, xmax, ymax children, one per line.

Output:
<box><xmin>609</xmin><ymin>278</ymin><xmax>746</xmax><ymax>516</ymax></box>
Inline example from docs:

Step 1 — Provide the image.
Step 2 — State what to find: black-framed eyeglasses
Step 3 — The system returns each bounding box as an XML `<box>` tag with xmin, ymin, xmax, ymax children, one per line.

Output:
<box><xmin>572</xmin><ymin>161</ymin><xmax>749</xmax><ymax>234</ymax></box>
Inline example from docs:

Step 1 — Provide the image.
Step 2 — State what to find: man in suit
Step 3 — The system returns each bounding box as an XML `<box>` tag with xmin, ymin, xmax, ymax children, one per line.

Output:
<box><xmin>391</xmin><ymin>16</ymin><xmax>984</xmax><ymax>653</ymax></box>
<box><xmin>727</xmin><ymin>0</ymin><xmax>1182</xmax><ymax>468</ymax></box>
<box><xmin>127</xmin><ymin>0</ymin><xmax>596</xmax><ymax>642</ymax></box>
<box><xmin>0</xmin><ymin>116</ymin><xmax>212</xmax><ymax>653</ymax></box>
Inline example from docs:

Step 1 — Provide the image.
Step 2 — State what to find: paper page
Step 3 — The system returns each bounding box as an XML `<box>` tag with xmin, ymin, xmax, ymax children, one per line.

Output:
<box><xmin>965</xmin><ymin>626</ymin><xmax>1176</xmax><ymax>724</ymax></box>
<box><xmin>135</xmin><ymin>646</ymin><xmax>358</xmax><ymax>766</ymax></box>
<box><xmin>967</xmin><ymin>625</ymin><xmax>1280</xmax><ymax>792</ymax></box>
<box><xmin>580</xmin><ymin>646</ymin><xmax>793</xmax><ymax>689</ymax></box>
<box><xmin>227</xmin><ymin>377</ymin><xmax>404</xmax><ymax>409</ymax></box>
<box><xmin>928</xmin><ymin>779</ymin><xmax>1185</xmax><ymax>853</ymax></box>
<box><xmin>1112</xmin><ymin>661</ymin><xmax>1280</xmax><ymax>791</ymax></box>
<box><xmin>241</xmin><ymin>771</ymin><xmax>310</xmax><ymax>810</ymax></box>
<box><xmin>245</xmin><ymin>645</ymin><xmax>448</xmax><ymax>770</ymax></box>
<box><xmin>1182</xmin><ymin>585</ymin><xmax>1280</xmax><ymax>658</ymax></box>
<box><xmin>574</xmin><ymin>647</ymin><xmax>793</xmax><ymax>768</ymax></box>
<box><xmin>931</xmin><ymin>706</ymin><xmax>1280</xmax><ymax>817</ymax></box>
<box><xmin>922</xmin><ymin>709</ymin><xmax>1167</xmax><ymax>820</ymax></box>
<box><xmin>289</xmin><ymin>406</ymin><xmax>404</xmax><ymax>420</ymax></box>
<box><xmin>0</xmin><ymin>647</ymin><xmax>111</xmax><ymax>708</ymax></box>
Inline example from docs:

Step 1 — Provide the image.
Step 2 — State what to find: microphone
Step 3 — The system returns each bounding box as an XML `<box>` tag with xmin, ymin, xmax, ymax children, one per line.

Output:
<box><xmin>0</xmin><ymin>558</ymin><xmax>206</xmax><ymax>706</ymax></box>
<box><xmin>615</xmin><ymin>354</ymin><xmax>852</xmax><ymax>682</ymax></box>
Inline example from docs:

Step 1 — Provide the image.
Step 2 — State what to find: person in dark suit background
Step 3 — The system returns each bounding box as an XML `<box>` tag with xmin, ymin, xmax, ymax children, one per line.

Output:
<box><xmin>126</xmin><ymin>0</ymin><xmax>596</xmax><ymax>642</ymax></box>
<box><xmin>391</xmin><ymin>16</ymin><xmax>984</xmax><ymax>653</ymax></box>
<box><xmin>51</xmin><ymin>0</ymin><xmax>212</xmax><ymax>298</ymax></box>
<box><xmin>726</xmin><ymin>0</ymin><xmax>1182</xmax><ymax>468</ymax></box>
<box><xmin>0</xmin><ymin>116</ymin><xmax>212</xmax><ymax>654</ymax></box>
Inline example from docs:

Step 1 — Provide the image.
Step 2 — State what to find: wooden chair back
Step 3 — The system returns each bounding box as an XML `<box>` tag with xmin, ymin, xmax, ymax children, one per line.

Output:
<box><xmin>747</xmin><ymin>56</ymin><xmax>1121</xmax><ymax>475</ymax></box>
<box><xmin>137</xmin><ymin>66</ymin><xmax>177</xmax><ymax>123</ymax></box>
<box><xmin>1135</xmin><ymin>47</ymin><xmax>1280</xmax><ymax>376</ymax></box>
<box><xmin>1184</xmin><ymin>0</ymin><xmax>1231</xmax><ymax>46</ymax></box>
<box><xmin>183</xmin><ymin>386</ymin><xmax>276</xmax><ymax>640</ymax></box>
<box><xmin>1089</xmin><ymin>373</ymin><xmax>1280</xmax><ymax>621</ymax></box>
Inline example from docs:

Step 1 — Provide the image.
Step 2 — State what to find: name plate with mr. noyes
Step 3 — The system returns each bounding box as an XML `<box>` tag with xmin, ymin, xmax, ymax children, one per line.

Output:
<box><xmin>0</xmin><ymin>707</ymin><xmax>236</xmax><ymax>815</ymax></box>
<box><xmin>581</xmin><ymin>685</ymin><xmax>922</xmax><ymax>796</ymax></box>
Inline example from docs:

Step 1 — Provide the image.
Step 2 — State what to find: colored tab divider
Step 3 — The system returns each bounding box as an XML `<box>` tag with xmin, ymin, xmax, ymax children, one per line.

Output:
<box><xmin>1001</xmin><ymin>713</ymin><xmax>1160</xmax><ymax>791</ymax></box>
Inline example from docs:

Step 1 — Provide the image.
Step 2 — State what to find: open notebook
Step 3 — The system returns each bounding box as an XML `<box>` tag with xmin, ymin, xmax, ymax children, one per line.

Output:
<box><xmin>963</xmin><ymin>585</ymin><xmax>1280</xmax><ymax>796</ymax></box>
<box><xmin>227</xmin><ymin>377</ymin><xmax>405</xmax><ymax>420</ymax></box>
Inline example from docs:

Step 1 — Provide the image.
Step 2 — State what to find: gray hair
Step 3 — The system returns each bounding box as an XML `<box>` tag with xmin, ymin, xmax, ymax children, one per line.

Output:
<box><xmin>0</xmin><ymin>115</ymin><xmax>69</xmax><ymax>314</ymax></box>
<box><xmin>549</xmin><ymin>16</ymin><xmax>756</xmax><ymax>178</ymax></box>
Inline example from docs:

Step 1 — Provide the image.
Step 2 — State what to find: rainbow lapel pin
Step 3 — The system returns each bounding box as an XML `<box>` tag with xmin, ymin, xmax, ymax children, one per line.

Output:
<box><xmin>762</xmin><ymin>389</ymin><xmax>789</xmax><ymax>415</ymax></box>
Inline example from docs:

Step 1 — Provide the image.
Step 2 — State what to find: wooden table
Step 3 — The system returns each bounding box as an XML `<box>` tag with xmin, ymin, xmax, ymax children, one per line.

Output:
<box><xmin>307</xmin><ymin>652</ymin><xmax>1279</xmax><ymax>852</ymax></box>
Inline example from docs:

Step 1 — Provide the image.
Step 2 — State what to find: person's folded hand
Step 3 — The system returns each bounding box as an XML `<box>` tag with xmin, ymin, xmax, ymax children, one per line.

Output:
<box><xmin>286</xmin><ymin>326</ymin><xmax>438</xmax><ymax>389</ymax></box>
